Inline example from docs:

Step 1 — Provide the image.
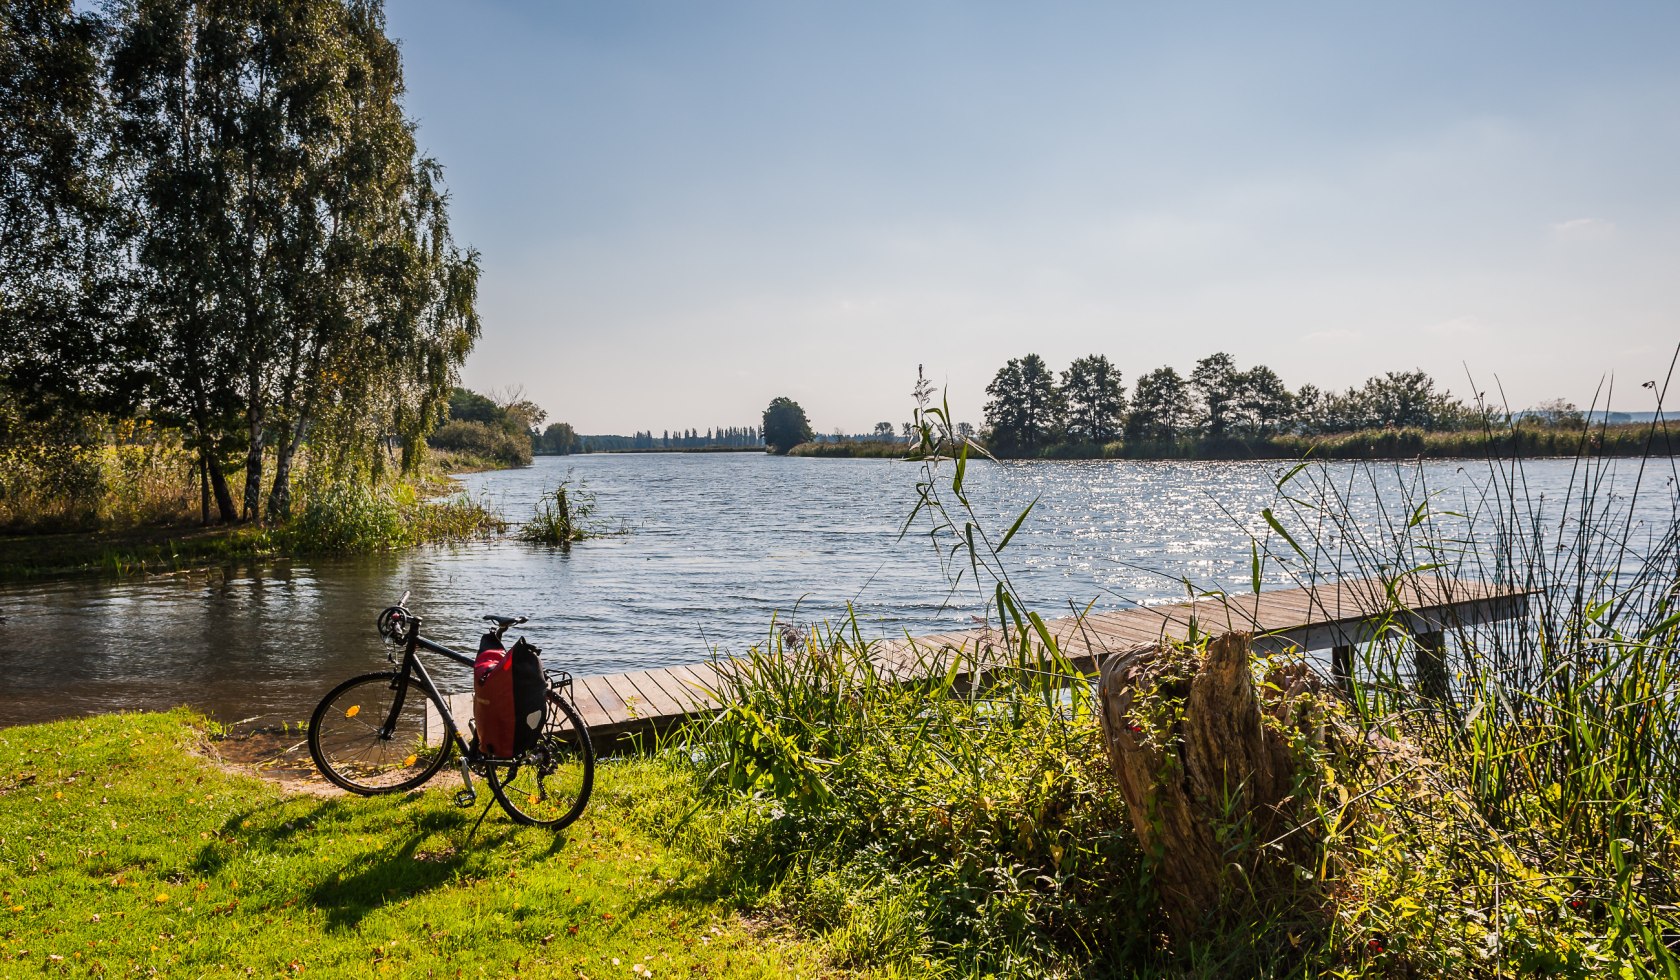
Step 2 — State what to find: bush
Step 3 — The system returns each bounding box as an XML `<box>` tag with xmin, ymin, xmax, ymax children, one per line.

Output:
<box><xmin>278</xmin><ymin>481</ymin><xmax>409</xmax><ymax>553</ymax></box>
<box><xmin>278</xmin><ymin>480</ymin><xmax>504</xmax><ymax>554</ymax></box>
<box><xmin>426</xmin><ymin>420</ymin><xmax>532</xmax><ymax>466</ymax></box>
<box><xmin>0</xmin><ymin>416</ymin><xmax>196</xmax><ymax>532</ymax></box>
<box><xmin>681</xmin><ymin>615</ymin><xmax>1145</xmax><ymax>977</ymax></box>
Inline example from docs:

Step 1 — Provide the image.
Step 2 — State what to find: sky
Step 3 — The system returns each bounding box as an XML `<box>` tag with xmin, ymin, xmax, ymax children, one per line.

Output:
<box><xmin>384</xmin><ymin>1</ymin><xmax>1680</xmax><ymax>435</ymax></box>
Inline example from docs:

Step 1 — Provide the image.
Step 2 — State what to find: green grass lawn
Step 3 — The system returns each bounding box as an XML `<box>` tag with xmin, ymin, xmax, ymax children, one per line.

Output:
<box><xmin>0</xmin><ymin>711</ymin><xmax>856</xmax><ymax>978</ymax></box>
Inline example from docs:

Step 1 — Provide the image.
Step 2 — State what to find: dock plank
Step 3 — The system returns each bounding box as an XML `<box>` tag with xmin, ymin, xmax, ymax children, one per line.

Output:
<box><xmin>427</xmin><ymin>577</ymin><xmax>1530</xmax><ymax>744</ymax></box>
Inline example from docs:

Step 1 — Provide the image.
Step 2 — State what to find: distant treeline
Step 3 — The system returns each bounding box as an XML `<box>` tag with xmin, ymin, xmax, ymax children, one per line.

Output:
<box><xmin>572</xmin><ymin>427</ymin><xmax>764</xmax><ymax>453</ymax></box>
<box><xmin>425</xmin><ymin>391</ymin><xmax>768</xmax><ymax>460</ymax></box>
<box><xmin>975</xmin><ymin>352</ymin><xmax>1621</xmax><ymax>457</ymax></box>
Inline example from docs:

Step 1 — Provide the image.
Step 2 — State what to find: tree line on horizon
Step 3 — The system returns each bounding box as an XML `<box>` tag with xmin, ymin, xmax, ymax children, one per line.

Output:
<box><xmin>980</xmin><ymin>352</ymin><xmax>1583</xmax><ymax>455</ymax></box>
<box><xmin>424</xmin><ymin>386</ymin><xmax>765</xmax><ymax>458</ymax></box>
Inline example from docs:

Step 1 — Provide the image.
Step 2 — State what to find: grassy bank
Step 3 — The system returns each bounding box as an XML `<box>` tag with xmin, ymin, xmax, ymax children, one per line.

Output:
<box><xmin>791</xmin><ymin>422</ymin><xmax>1675</xmax><ymax>461</ymax></box>
<box><xmin>0</xmin><ymin>711</ymin><xmax>859</xmax><ymax>978</ymax></box>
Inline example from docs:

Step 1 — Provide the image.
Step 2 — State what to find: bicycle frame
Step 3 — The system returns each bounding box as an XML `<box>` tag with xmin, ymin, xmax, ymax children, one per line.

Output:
<box><xmin>382</xmin><ymin>613</ymin><xmax>498</xmax><ymax>803</ymax></box>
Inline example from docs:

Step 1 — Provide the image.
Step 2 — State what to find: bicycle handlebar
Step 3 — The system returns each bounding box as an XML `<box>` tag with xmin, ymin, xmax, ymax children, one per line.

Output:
<box><xmin>373</xmin><ymin>595</ymin><xmax>506</xmax><ymax>669</ymax></box>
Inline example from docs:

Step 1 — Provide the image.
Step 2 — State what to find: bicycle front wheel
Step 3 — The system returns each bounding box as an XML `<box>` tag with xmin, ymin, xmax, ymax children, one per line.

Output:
<box><xmin>487</xmin><ymin>692</ymin><xmax>594</xmax><ymax>827</ymax></box>
<box><xmin>308</xmin><ymin>671</ymin><xmax>453</xmax><ymax>794</ymax></box>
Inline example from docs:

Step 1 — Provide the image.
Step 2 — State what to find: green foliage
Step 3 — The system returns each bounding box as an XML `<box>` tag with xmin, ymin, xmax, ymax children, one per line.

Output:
<box><xmin>276</xmin><ymin>481</ymin><xmax>408</xmax><ymax>553</ymax></box>
<box><xmin>535</xmin><ymin>421</ymin><xmax>581</xmax><ymax>455</ymax></box>
<box><xmin>788</xmin><ymin>440</ymin><xmax>910</xmax><ymax>458</ymax></box>
<box><xmin>1124</xmin><ymin>366</ymin><xmax>1196</xmax><ymax>442</ymax></box>
<box><xmin>277</xmin><ymin>479</ymin><xmax>502</xmax><ymax>554</ymax></box>
<box><xmin>0</xmin><ymin>711</ymin><xmax>843</xmax><ymax>977</ymax></box>
<box><xmin>762</xmin><ymin>396</ymin><xmax>814</xmax><ymax>455</ymax></box>
<box><xmin>0</xmin><ymin>413</ymin><xmax>196</xmax><ymax>532</ymax></box>
<box><xmin>983</xmin><ymin>353</ymin><xmax>1064</xmax><ymax>453</ymax></box>
<box><xmin>1</xmin><ymin>0</ymin><xmax>483</xmax><ymax>524</ymax></box>
<box><xmin>1060</xmin><ymin>354</ymin><xmax>1127</xmax><ymax>443</ymax></box>
<box><xmin>426</xmin><ymin>419</ymin><xmax>533</xmax><ymax>467</ymax></box>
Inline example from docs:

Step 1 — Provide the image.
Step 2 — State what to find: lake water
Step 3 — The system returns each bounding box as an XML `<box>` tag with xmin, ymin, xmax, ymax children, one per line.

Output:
<box><xmin>1</xmin><ymin>452</ymin><xmax>1673</xmax><ymax>727</ymax></box>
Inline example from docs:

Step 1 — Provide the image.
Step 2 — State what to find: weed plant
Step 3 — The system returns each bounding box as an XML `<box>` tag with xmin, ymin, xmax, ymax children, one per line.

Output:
<box><xmin>519</xmin><ymin>480</ymin><xmax>606</xmax><ymax>547</ymax></box>
<box><xmin>1247</xmin><ymin>440</ymin><xmax>1680</xmax><ymax>975</ymax></box>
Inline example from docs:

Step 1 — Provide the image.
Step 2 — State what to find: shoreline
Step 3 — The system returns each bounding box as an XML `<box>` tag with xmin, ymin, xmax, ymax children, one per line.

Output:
<box><xmin>0</xmin><ymin>453</ymin><xmax>515</xmax><ymax>582</ymax></box>
<box><xmin>788</xmin><ymin>421</ymin><xmax>1675</xmax><ymax>461</ymax></box>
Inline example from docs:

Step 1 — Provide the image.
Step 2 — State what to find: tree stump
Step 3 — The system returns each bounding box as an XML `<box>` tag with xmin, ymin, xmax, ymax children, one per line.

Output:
<box><xmin>1096</xmin><ymin>631</ymin><xmax>1328</xmax><ymax>937</ymax></box>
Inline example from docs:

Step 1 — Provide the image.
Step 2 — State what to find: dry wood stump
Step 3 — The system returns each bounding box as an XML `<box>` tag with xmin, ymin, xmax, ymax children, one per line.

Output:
<box><xmin>1097</xmin><ymin>631</ymin><xmax>1331</xmax><ymax>937</ymax></box>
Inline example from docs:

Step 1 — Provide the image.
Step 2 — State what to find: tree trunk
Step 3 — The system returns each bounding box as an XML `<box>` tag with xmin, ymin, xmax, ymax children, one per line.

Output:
<box><xmin>267</xmin><ymin>416</ymin><xmax>308</xmax><ymax>522</ymax></box>
<box><xmin>1097</xmin><ymin>631</ymin><xmax>1328</xmax><ymax>938</ymax></box>
<box><xmin>241</xmin><ymin>419</ymin><xmax>264</xmax><ymax>522</ymax></box>
<box><xmin>200</xmin><ymin>445</ymin><xmax>237</xmax><ymax>524</ymax></box>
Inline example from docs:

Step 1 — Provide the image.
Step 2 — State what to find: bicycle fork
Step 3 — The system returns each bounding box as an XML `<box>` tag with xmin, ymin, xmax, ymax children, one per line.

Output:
<box><xmin>454</xmin><ymin>721</ymin><xmax>479</xmax><ymax>807</ymax></box>
<box><xmin>454</xmin><ymin>758</ymin><xmax>477</xmax><ymax>808</ymax></box>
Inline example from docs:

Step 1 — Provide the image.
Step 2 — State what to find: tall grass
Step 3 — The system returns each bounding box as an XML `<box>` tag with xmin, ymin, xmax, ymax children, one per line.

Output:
<box><xmin>0</xmin><ymin>420</ymin><xmax>196</xmax><ymax>531</ymax></box>
<box><xmin>1248</xmin><ymin>446</ymin><xmax>1680</xmax><ymax>974</ymax></box>
<box><xmin>688</xmin><ymin>615</ymin><xmax>1142</xmax><ymax>975</ymax></box>
<box><xmin>678</xmin><ymin>389</ymin><xmax>1680</xmax><ymax>976</ymax></box>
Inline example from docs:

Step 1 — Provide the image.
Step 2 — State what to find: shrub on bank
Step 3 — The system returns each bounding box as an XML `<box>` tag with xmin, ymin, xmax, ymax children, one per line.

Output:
<box><xmin>426</xmin><ymin>419</ymin><xmax>532</xmax><ymax>467</ymax></box>
<box><xmin>278</xmin><ymin>480</ymin><xmax>503</xmax><ymax>554</ymax></box>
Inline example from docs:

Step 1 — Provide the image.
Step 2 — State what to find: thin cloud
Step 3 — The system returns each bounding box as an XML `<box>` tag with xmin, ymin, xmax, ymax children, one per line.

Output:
<box><xmin>1423</xmin><ymin>316</ymin><xmax>1488</xmax><ymax>338</ymax></box>
<box><xmin>1550</xmin><ymin>217</ymin><xmax>1616</xmax><ymax>244</ymax></box>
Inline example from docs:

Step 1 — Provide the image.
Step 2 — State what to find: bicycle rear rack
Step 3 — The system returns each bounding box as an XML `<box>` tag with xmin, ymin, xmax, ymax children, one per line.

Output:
<box><xmin>545</xmin><ymin>668</ymin><xmax>574</xmax><ymax>697</ymax></box>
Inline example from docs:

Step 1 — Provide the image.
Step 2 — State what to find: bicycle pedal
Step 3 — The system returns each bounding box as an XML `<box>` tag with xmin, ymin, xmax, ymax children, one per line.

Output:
<box><xmin>454</xmin><ymin>790</ymin><xmax>477</xmax><ymax>808</ymax></box>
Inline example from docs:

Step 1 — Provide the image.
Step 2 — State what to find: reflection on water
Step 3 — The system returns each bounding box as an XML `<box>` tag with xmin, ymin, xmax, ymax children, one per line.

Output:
<box><xmin>0</xmin><ymin>453</ymin><xmax>1671</xmax><ymax>726</ymax></box>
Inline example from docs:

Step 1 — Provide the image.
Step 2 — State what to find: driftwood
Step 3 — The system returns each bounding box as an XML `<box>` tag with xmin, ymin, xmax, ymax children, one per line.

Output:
<box><xmin>1097</xmin><ymin>631</ymin><xmax>1329</xmax><ymax>937</ymax></box>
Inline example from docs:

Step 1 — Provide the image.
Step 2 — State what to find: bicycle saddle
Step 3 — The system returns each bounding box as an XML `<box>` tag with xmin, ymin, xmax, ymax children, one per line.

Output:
<box><xmin>483</xmin><ymin>614</ymin><xmax>527</xmax><ymax>628</ymax></box>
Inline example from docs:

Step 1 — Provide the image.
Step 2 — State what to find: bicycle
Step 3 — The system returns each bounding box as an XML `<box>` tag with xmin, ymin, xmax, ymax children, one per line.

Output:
<box><xmin>307</xmin><ymin>592</ymin><xmax>594</xmax><ymax>828</ymax></box>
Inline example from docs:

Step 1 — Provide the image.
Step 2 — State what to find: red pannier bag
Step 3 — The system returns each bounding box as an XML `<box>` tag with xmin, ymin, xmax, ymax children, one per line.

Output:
<box><xmin>473</xmin><ymin>633</ymin><xmax>548</xmax><ymax>758</ymax></box>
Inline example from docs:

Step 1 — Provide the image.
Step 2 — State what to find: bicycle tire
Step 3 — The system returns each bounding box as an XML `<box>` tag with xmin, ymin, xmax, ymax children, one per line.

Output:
<box><xmin>486</xmin><ymin>691</ymin><xmax>594</xmax><ymax>828</ymax></box>
<box><xmin>308</xmin><ymin>671</ymin><xmax>454</xmax><ymax>795</ymax></box>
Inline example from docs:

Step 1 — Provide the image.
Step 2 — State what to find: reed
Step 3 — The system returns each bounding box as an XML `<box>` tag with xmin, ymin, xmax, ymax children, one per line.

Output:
<box><xmin>518</xmin><ymin>479</ymin><xmax>602</xmax><ymax>547</ymax></box>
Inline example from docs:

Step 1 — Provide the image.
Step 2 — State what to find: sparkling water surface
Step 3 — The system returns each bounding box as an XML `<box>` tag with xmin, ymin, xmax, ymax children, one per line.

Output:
<box><xmin>1</xmin><ymin>453</ymin><xmax>1673</xmax><ymax>726</ymax></box>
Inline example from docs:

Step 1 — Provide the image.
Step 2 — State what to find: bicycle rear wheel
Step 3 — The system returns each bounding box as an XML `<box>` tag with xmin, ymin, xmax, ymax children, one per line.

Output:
<box><xmin>308</xmin><ymin>671</ymin><xmax>453</xmax><ymax>794</ymax></box>
<box><xmin>487</xmin><ymin>692</ymin><xmax>594</xmax><ymax>827</ymax></box>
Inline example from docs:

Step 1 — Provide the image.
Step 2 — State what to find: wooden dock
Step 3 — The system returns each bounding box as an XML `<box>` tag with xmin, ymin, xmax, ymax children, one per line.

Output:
<box><xmin>431</xmin><ymin>577</ymin><xmax>1529</xmax><ymax>744</ymax></box>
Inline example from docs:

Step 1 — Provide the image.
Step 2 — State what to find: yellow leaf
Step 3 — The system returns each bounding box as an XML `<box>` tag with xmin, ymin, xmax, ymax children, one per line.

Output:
<box><xmin>154</xmin><ymin>893</ymin><xmax>169</xmax><ymax>903</ymax></box>
<box><xmin>345</xmin><ymin>705</ymin><xmax>360</xmax><ymax>718</ymax></box>
<box><xmin>403</xmin><ymin>755</ymin><xmax>417</xmax><ymax>768</ymax></box>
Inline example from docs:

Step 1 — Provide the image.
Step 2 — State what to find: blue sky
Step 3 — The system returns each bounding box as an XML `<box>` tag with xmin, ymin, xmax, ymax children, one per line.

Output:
<box><xmin>386</xmin><ymin>1</ymin><xmax>1680</xmax><ymax>434</ymax></box>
